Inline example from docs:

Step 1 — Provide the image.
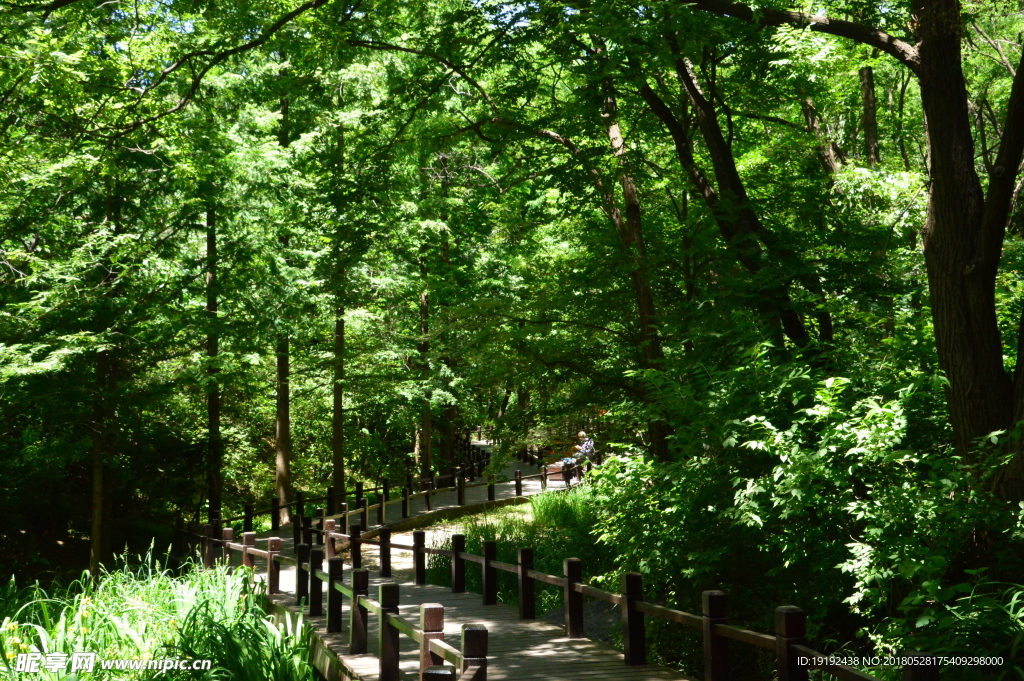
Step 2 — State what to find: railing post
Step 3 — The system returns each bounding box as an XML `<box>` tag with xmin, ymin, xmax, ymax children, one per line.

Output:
<box><xmin>774</xmin><ymin>606</ymin><xmax>808</xmax><ymax>681</ymax></box>
<box><xmin>449</xmin><ymin>467</ymin><xmax>457</xmax><ymax>489</ymax></box>
<box><xmin>380</xmin><ymin>527</ymin><xmax>392</xmax><ymax>578</ymax></box>
<box><xmin>541</xmin><ymin>466</ymin><xmax>548</xmax><ymax>491</ymax></box>
<box><xmin>324</xmin><ymin>519</ymin><xmax>336</xmax><ymax>559</ymax></box>
<box><xmin>338</xmin><ymin>502</ymin><xmax>348</xmax><ymax>534</ymax></box>
<box><xmin>350</xmin><ymin>569</ymin><xmax>369</xmax><ymax>654</ymax></box>
<box><xmin>271</xmin><ymin>497</ymin><xmax>280</xmax><ymax>531</ymax></box>
<box><xmin>350</xmin><ymin>523</ymin><xmax>362</xmax><ymax>570</ymax></box>
<box><xmin>407</xmin><ymin>474</ymin><xmax>414</xmax><ymax>494</ymax></box>
<box><xmin>303</xmin><ymin>515</ymin><xmax>314</xmax><ymax>546</ymax></box>
<box><xmin>561</xmin><ymin>461</ymin><xmax>571</xmax><ymax>487</ymax></box>
<box><xmin>316</xmin><ymin>508</ymin><xmax>325</xmax><ymax>544</ymax></box>
<box><xmin>702</xmin><ymin>590</ymin><xmax>728</xmax><ymax>680</ymax></box>
<box><xmin>355</xmin><ymin>481</ymin><xmax>363</xmax><ymax>506</ymax></box>
<box><xmin>514</xmin><ymin>470</ymin><xmax>523</xmax><ymax>497</ymax></box>
<box><xmin>902</xmin><ymin>653</ymin><xmax>938</xmax><ymax>681</ymax></box>
<box><xmin>402</xmin><ymin>487</ymin><xmax>410</xmax><ymax>519</ymax></box>
<box><xmin>242</xmin><ymin>531</ymin><xmax>256</xmax><ymax>569</ymax></box>
<box><xmin>360</xmin><ymin>497</ymin><xmax>369</xmax><ymax>529</ymax></box>
<box><xmin>202</xmin><ymin>523</ymin><xmax>214</xmax><ymax>568</ymax></box>
<box><xmin>212</xmin><ymin>517</ymin><xmax>223</xmax><ymax>563</ymax></box>
<box><xmin>309</xmin><ymin>546</ymin><xmax>324</xmax><ymax>617</ymax></box>
<box><xmin>243</xmin><ymin>503</ymin><xmax>253</xmax><ymax>533</ymax></box>
<box><xmin>461</xmin><ymin>624</ymin><xmax>488</xmax><ymax>681</ymax></box>
<box><xmin>296</xmin><ymin>543</ymin><xmax>310</xmax><ymax>607</ymax></box>
<box><xmin>424</xmin><ymin>479</ymin><xmax>433</xmax><ymax>511</ymax></box>
<box><xmin>292</xmin><ymin>514</ymin><xmax>302</xmax><ymax>547</ymax></box>
<box><xmin>379</xmin><ymin>583</ymin><xmax>401</xmax><ymax>681</ymax></box>
<box><xmin>563</xmin><ymin>557</ymin><xmax>583</xmax><ymax>637</ymax></box>
<box><xmin>327</xmin><ymin>556</ymin><xmax>344</xmax><ymax>633</ymax></box>
<box><xmin>452</xmin><ymin>534</ymin><xmax>466</xmax><ymax>593</ymax></box>
<box><xmin>482</xmin><ymin>540</ymin><xmax>498</xmax><ymax>606</ymax></box>
<box><xmin>414</xmin><ymin>530</ymin><xmax>426</xmax><ymax>585</ymax></box>
<box><xmin>518</xmin><ymin>548</ymin><xmax>535</xmax><ymax>619</ymax></box>
<box><xmin>267</xmin><ymin>537</ymin><xmax>281</xmax><ymax>594</ymax></box>
<box><xmin>457</xmin><ymin>476</ymin><xmax>466</xmax><ymax>506</ymax></box>
<box><xmin>622</xmin><ymin>572</ymin><xmax>646</xmax><ymax>665</ymax></box>
<box><xmin>221</xmin><ymin>527</ymin><xmax>233</xmax><ymax>566</ymax></box>
<box><xmin>487</xmin><ymin>475</ymin><xmax>495</xmax><ymax>501</ymax></box>
<box><xmin>420</xmin><ymin>604</ymin><xmax>445</xmax><ymax>679</ymax></box>
<box><xmin>295</xmin><ymin>490</ymin><xmax>305</xmax><ymax>519</ymax></box>
<box><xmin>377</xmin><ymin>494</ymin><xmax>386</xmax><ymax>526</ymax></box>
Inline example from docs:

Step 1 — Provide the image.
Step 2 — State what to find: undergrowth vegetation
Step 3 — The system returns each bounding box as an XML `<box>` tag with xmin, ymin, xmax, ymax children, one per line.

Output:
<box><xmin>0</xmin><ymin>551</ymin><xmax>315</xmax><ymax>680</ymax></box>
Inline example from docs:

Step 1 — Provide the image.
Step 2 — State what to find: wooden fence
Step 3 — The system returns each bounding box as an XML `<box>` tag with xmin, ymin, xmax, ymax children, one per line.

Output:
<box><xmin>181</xmin><ymin>446</ymin><xmax>940</xmax><ymax>681</ymax></box>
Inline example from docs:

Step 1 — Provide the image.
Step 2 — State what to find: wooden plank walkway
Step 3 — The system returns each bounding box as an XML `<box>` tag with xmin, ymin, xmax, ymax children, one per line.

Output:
<box><xmin>249</xmin><ymin>447</ymin><xmax>692</xmax><ymax>681</ymax></box>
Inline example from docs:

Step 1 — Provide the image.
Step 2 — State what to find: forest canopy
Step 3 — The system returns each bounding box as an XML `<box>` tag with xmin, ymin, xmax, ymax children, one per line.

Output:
<box><xmin>2</xmin><ymin>0</ymin><xmax>1024</xmax><ymax>673</ymax></box>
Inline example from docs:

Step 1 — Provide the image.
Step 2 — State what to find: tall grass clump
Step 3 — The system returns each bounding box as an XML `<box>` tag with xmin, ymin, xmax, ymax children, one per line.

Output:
<box><xmin>426</xmin><ymin>485</ymin><xmax>614</xmax><ymax>614</ymax></box>
<box><xmin>0</xmin><ymin>549</ymin><xmax>316</xmax><ymax>680</ymax></box>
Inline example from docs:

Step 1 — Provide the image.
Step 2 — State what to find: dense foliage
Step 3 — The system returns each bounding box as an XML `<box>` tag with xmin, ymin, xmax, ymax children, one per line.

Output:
<box><xmin>3</xmin><ymin>0</ymin><xmax>1024</xmax><ymax>675</ymax></box>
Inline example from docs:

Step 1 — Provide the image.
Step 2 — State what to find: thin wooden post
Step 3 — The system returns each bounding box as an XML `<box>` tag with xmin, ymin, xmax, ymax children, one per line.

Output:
<box><xmin>452</xmin><ymin>534</ymin><xmax>466</xmax><ymax>593</ymax></box>
<box><xmin>487</xmin><ymin>475</ymin><xmax>495</xmax><ymax>501</ymax></box>
<box><xmin>774</xmin><ymin>606</ymin><xmax>808</xmax><ymax>681</ymax></box>
<box><xmin>414</xmin><ymin>530</ymin><xmax>426</xmax><ymax>585</ymax></box>
<box><xmin>406</xmin><ymin>474</ymin><xmax>414</xmax><ymax>494</ymax></box>
<box><xmin>623</xmin><ymin>572</ymin><xmax>646</xmax><ymax>665</ymax></box>
<box><xmin>518</xmin><ymin>548</ymin><xmax>535</xmax><ymax>619</ymax></box>
<box><xmin>541</xmin><ymin>466</ymin><xmax>548</xmax><ymax>491</ymax></box>
<box><xmin>420</xmin><ymin>604</ymin><xmax>445</xmax><ymax>679</ymax></box>
<box><xmin>296</xmin><ymin>543</ymin><xmax>310</xmax><ymax>607</ymax></box>
<box><xmin>350</xmin><ymin>569</ymin><xmax>369</xmax><ymax>654</ymax></box>
<box><xmin>242</xmin><ymin>532</ymin><xmax>256</xmax><ymax>569</ymax></box>
<box><xmin>483</xmin><ymin>540</ymin><xmax>497</xmax><ymax>606</ymax></box>
<box><xmin>380</xmin><ymin>527</ymin><xmax>392</xmax><ymax>578</ymax></box>
<box><xmin>327</xmin><ymin>556</ymin><xmax>344</xmax><ymax>633</ymax></box>
<box><xmin>292</xmin><ymin>514</ymin><xmax>302</xmax><ymax>547</ymax></box>
<box><xmin>360</xmin><ymin>497</ymin><xmax>369</xmax><ymax>529</ymax></box>
<box><xmin>514</xmin><ymin>470</ymin><xmax>523</xmax><ymax>497</ymax></box>
<box><xmin>350</xmin><ymin>523</ymin><xmax>362</xmax><ymax>570</ymax></box>
<box><xmin>561</xmin><ymin>461</ymin><xmax>571</xmax><ymax>487</ymax></box>
<box><xmin>316</xmin><ymin>508</ymin><xmax>325</xmax><ymax>545</ymax></box>
<box><xmin>295</xmin><ymin>490</ymin><xmax>305</xmax><ymax>519</ymax></box>
<box><xmin>461</xmin><ymin>624</ymin><xmax>488</xmax><ymax>681</ymax></box>
<box><xmin>202</xmin><ymin>523</ymin><xmax>214</xmax><ymax>568</ymax></box>
<box><xmin>243</xmin><ymin>503</ymin><xmax>253</xmax><ymax>532</ymax></box>
<box><xmin>379</xmin><ymin>582</ymin><xmax>401</xmax><ymax>681</ymax></box>
<box><xmin>309</xmin><ymin>547</ymin><xmax>324</xmax><ymax>617</ymax></box>
<box><xmin>377</xmin><ymin>494</ymin><xmax>386</xmax><ymax>526</ymax></box>
<box><xmin>221</xmin><ymin>527</ymin><xmax>233</xmax><ymax>566</ymax></box>
<box><xmin>324</xmin><ymin>519</ymin><xmax>336</xmax><ymax>559</ymax></box>
<box><xmin>212</xmin><ymin>517</ymin><xmax>223</xmax><ymax>563</ymax></box>
<box><xmin>302</xmin><ymin>515</ymin><xmax>314</xmax><ymax>546</ymax></box>
<box><xmin>564</xmin><ymin>557</ymin><xmax>583</xmax><ymax>637</ymax></box>
<box><xmin>267</xmin><ymin>537</ymin><xmax>281</xmax><ymax>594</ymax></box>
<box><xmin>402</xmin><ymin>487</ymin><xmax>410</xmax><ymax>519</ymax></box>
<box><xmin>457</xmin><ymin>476</ymin><xmax>466</xmax><ymax>506</ymax></box>
<box><xmin>355</xmin><ymin>481</ymin><xmax>363</xmax><ymax>506</ymax></box>
<box><xmin>449</xmin><ymin>466</ymin><xmax>457</xmax><ymax>489</ymax></box>
<box><xmin>902</xmin><ymin>653</ymin><xmax>938</xmax><ymax>681</ymax></box>
<box><xmin>338</xmin><ymin>502</ymin><xmax>348</xmax><ymax>534</ymax></box>
<box><xmin>271</xmin><ymin>498</ymin><xmax>280</xmax><ymax>531</ymax></box>
<box><xmin>702</xmin><ymin>590</ymin><xmax>728</xmax><ymax>680</ymax></box>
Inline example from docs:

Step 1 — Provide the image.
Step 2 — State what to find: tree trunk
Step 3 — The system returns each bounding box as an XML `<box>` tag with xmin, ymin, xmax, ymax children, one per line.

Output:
<box><xmin>89</xmin><ymin>349</ymin><xmax>112</xmax><ymax>577</ymax></box>
<box><xmin>603</xmin><ymin>83</ymin><xmax>671</xmax><ymax>461</ymax></box>
<box><xmin>275</xmin><ymin>335</ymin><xmax>292</xmax><ymax>524</ymax></box>
<box><xmin>860</xmin><ymin>65</ymin><xmax>881</xmax><ymax>167</ymax></box>
<box><xmin>440</xmin><ymin>403</ymin><xmax>457</xmax><ymax>467</ymax></box>
<box><xmin>331</xmin><ymin>293</ymin><xmax>345</xmax><ymax>506</ymax></box>
<box><xmin>418</xmin><ymin>248</ymin><xmax>432</xmax><ymax>477</ymax></box>
<box><xmin>205</xmin><ymin>203</ymin><xmax>222</xmax><ymax>522</ymax></box>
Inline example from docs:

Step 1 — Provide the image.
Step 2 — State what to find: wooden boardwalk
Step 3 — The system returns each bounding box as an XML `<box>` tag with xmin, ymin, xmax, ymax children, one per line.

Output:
<box><xmin>248</xmin><ymin>449</ymin><xmax>692</xmax><ymax>681</ymax></box>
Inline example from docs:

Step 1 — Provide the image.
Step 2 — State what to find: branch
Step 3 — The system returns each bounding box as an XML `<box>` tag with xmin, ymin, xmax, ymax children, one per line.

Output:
<box><xmin>980</xmin><ymin>53</ymin><xmax>1024</xmax><ymax>267</ymax></box>
<box><xmin>682</xmin><ymin>0</ymin><xmax>920</xmax><ymax>74</ymax></box>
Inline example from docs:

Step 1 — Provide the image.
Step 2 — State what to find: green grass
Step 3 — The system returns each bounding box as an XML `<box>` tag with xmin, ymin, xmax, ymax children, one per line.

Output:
<box><xmin>0</xmin><ymin>549</ymin><xmax>316</xmax><ymax>680</ymax></box>
<box><xmin>426</xmin><ymin>485</ymin><xmax>615</xmax><ymax>615</ymax></box>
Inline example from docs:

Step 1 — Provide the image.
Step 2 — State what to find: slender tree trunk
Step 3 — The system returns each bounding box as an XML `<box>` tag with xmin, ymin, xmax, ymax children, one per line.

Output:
<box><xmin>860</xmin><ymin>65</ymin><xmax>881</xmax><ymax>167</ymax></box>
<box><xmin>331</xmin><ymin>293</ymin><xmax>345</xmax><ymax>499</ymax></box>
<box><xmin>603</xmin><ymin>83</ymin><xmax>671</xmax><ymax>461</ymax></box>
<box><xmin>418</xmin><ymin>249</ymin><xmax>432</xmax><ymax>477</ymax></box>
<box><xmin>440</xmin><ymin>404</ymin><xmax>457</xmax><ymax>467</ymax></box>
<box><xmin>205</xmin><ymin>204</ymin><xmax>222</xmax><ymax>522</ymax></box>
<box><xmin>89</xmin><ymin>350</ymin><xmax>112</xmax><ymax>577</ymax></box>
<box><xmin>275</xmin><ymin>335</ymin><xmax>292</xmax><ymax>522</ymax></box>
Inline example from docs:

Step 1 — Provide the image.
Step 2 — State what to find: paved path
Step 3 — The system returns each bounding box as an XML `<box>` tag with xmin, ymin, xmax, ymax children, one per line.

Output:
<box><xmin>241</xmin><ymin>446</ymin><xmax>691</xmax><ymax>681</ymax></box>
